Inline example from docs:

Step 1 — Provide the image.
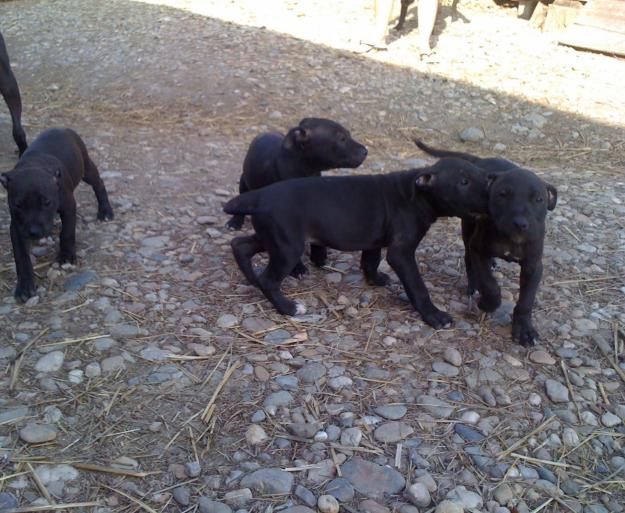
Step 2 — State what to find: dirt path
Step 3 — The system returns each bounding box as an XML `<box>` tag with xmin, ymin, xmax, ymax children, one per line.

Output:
<box><xmin>1</xmin><ymin>1</ymin><xmax>624</xmax><ymax>512</ymax></box>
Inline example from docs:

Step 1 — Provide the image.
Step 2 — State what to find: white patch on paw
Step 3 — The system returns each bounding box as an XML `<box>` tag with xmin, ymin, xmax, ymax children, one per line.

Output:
<box><xmin>294</xmin><ymin>303</ymin><xmax>307</xmax><ymax>315</ymax></box>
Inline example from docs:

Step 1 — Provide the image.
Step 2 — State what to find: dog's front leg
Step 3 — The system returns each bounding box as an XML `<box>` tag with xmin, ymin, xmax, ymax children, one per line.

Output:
<box><xmin>10</xmin><ymin>221</ymin><xmax>36</xmax><ymax>301</ymax></box>
<box><xmin>58</xmin><ymin>196</ymin><xmax>77</xmax><ymax>264</ymax></box>
<box><xmin>470</xmin><ymin>245</ymin><xmax>501</xmax><ymax>313</ymax></box>
<box><xmin>386</xmin><ymin>244</ymin><xmax>452</xmax><ymax>329</ymax></box>
<box><xmin>512</xmin><ymin>258</ymin><xmax>543</xmax><ymax>346</ymax></box>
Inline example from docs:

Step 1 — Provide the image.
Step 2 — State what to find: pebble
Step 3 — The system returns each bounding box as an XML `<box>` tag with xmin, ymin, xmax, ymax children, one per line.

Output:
<box><xmin>360</xmin><ymin>499</ymin><xmax>391</xmax><ymax>513</ymax></box>
<box><xmin>198</xmin><ymin>498</ymin><xmax>232</xmax><ymax>513</ymax></box>
<box><xmin>173</xmin><ymin>486</ymin><xmax>190</xmax><ymax>506</ymax></box>
<box><xmin>329</xmin><ymin>376</ymin><xmax>353</xmax><ymax>390</ymax></box>
<box><xmin>35</xmin><ymin>351</ymin><xmax>65</xmax><ymax>372</ymax></box>
<box><xmin>34</xmin><ymin>464</ymin><xmax>78</xmax><ymax>484</ymax></box>
<box><xmin>341</xmin><ymin>457</ymin><xmax>405</xmax><ymax>499</ymax></box>
<box><xmin>374</xmin><ymin>421</ymin><xmax>414</xmax><ymax>443</ymax></box>
<box><xmin>325</xmin><ymin>478</ymin><xmax>355</xmax><ymax>502</ymax></box>
<box><xmin>454</xmin><ymin>424</ymin><xmax>485</xmax><ymax>442</ymax></box>
<box><xmin>19</xmin><ymin>423</ymin><xmax>57</xmax><ymax>444</ymax></box>
<box><xmin>405</xmin><ymin>482</ymin><xmax>431</xmax><ymax>507</ymax></box>
<box><xmin>444</xmin><ymin>347</ymin><xmax>463</xmax><ymax>366</ymax></box>
<box><xmin>224</xmin><ymin>489</ymin><xmax>252</xmax><ymax>508</ymax></box>
<box><xmin>341</xmin><ymin>427</ymin><xmax>363</xmax><ymax>447</ymax></box>
<box><xmin>280</xmin><ymin>508</ymin><xmax>315</xmax><ymax>513</ymax></box>
<box><xmin>240</xmin><ymin>468</ymin><xmax>293</xmax><ymax>494</ymax></box>
<box><xmin>460</xmin><ymin>411</ymin><xmax>480</xmax><ymax>424</ymax></box>
<box><xmin>459</xmin><ymin>126</ymin><xmax>485</xmax><ymax>142</ymax></box>
<box><xmin>418</xmin><ymin>395</ymin><xmax>454</xmax><ymax>418</ymax></box>
<box><xmin>101</xmin><ymin>355</ymin><xmax>126</xmax><ymax>372</ymax></box>
<box><xmin>446</xmin><ymin>485</ymin><xmax>483</xmax><ymax>509</ymax></box>
<box><xmin>374</xmin><ymin>405</ymin><xmax>407</xmax><ymax>420</ymax></box>
<box><xmin>435</xmin><ymin>500</ymin><xmax>463</xmax><ymax>513</ymax></box>
<box><xmin>493</xmin><ymin>483</ymin><xmax>514</xmax><ymax>505</ymax></box>
<box><xmin>216</xmin><ymin>314</ymin><xmax>238</xmax><ymax>328</ymax></box>
<box><xmin>529</xmin><ymin>350</ymin><xmax>556</xmax><ymax>365</ymax></box>
<box><xmin>318</xmin><ymin>495</ymin><xmax>340</xmax><ymax>513</ymax></box>
<box><xmin>186</xmin><ymin>461</ymin><xmax>201</xmax><ymax>477</ymax></box>
<box><xmin>432</xmin><ymin>360</ymin><xmax>459</xmax><ymax>377</ymax></box>
<box><xmin>246</xmin><ymin>425</ymin><xmax>268</xmax><ymax>445</ymax></box>
<box><xmin>85</xmin><ymin>362</ymin><xmax>101</xmax><ymax>378</ymax></box>
<box><xmin>602</xmin><ymin>412</ymin><xmax>622</xmax><ymax>427</ymax></box>
<box><xmin>0</xmin><ymin>493</ymin><xmax>18</xmax><ymax>512</ymax></box>
<box><xmin>294</xmin><ymin>484</ymin><xmax>317</xmax><ymax>508</ymax></box>
<box><xmin>545</xmin><ymin>379</ymin><xmax>570</xmax><ymax>403</ymax></box>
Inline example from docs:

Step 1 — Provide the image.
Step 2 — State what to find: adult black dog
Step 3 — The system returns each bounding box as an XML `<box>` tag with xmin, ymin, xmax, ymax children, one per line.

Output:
<box><xmin>226</xmin><ymin>118</ymin><xmax>367</xmax><ymax>275</ymax></box>
<box><xmin>0</xmin><ymin>31</ymin><xmax>27</xmax><ymax>155</ymax></box>
<box><xmin>414</xmin><ymin>140</ymin><xmax>557</xmax><ymax>346</ymax></box>
<box><xmin>224</xmin><ymin>158</ymin><xmax>489</xmax><ymax>329</ymax></box>
<box><xmin>1</xmin><ymin>128</ymin><xmax>114</xmax><ymax>302</ymax></box>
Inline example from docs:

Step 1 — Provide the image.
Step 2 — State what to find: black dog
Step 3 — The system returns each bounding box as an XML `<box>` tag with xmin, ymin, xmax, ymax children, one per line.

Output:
<box><xmin>224</xmin><ymin>158</ymin><xmax>489</xmax><ymax>329</ymax></box>
<box><xmin>1</xmin><ymin>128</ymin><xmax>114</xmax><ymax>301</ymax></box>
<box><xmin>226</xmin><ymin>118</ymin><xmax>367</xmax><ymax>274</ymax></box>
<box><xmin>0</xmin><ymin>31</ymin><xmax>27</xmax><ymax>155</ymax></box>
<box><xmin>415</xmin><ymin>140</ymin><xmax>557</xmax><ymax>345</ymax></box>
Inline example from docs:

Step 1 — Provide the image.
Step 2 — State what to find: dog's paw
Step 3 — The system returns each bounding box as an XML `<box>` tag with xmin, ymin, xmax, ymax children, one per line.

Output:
<box><xmin>290</xmin><ymin>262</ymin><xmax>308</xmax><ymax>279</ymax></box>
<box><xmin>293</xmin><ymin>302</ymin><xmax>307</xmax><ymax>316</ymax></box>
<box><xmin>512</xmin><ymin>317</ymin><xmax>539</xmax><ymax>347</ymax></box>
<box><xmin>422</xmin><ymin>308</ymin><xmax>453</xmax><ymax>330</ymax></box>
<box><xmin>477</xmin><ymin>290</ymin><xmax>501</xmax><ymax>313</ymax></box>
<box><xmin>57</xmin><ymin>250</ymin><xmax>77</xmax><ymax>265</ymax></box>
<box><xmin>226</xmin><ymin>217</ymin><xmax>244</xmax><ymax>231</ymax></box>
<box><xmin>366</xmin><ymin>272</ymin><xmax>390</xmax><ymax>287</ymax></box>
<box><xmin>14</xmin><ymin>281</ymin><xmax>37</xmax><ymax>303</ymax></box>
<box><xmin>98</xmin><ymin>205</ymin><xmax>115</xmax><ymax>221</ymax></box>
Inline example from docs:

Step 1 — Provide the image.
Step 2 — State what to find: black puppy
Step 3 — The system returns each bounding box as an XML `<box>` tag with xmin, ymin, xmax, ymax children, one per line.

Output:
<box><xmin>415</xmin><ymin>140</ymin><xmax>557</xmax><ymax>346</ymax></box>
<box><xmin>0</xmin><ymin>31</ymin><xmax>27</xmax><ymax>155</ymax></box>
<box><xmin>1</xmin><ymin>128</ymin><xmax>114</xmax><ymax>301</ymax></box>
<box><xmin>226</xmin><ymin>118</ymin><xmax>367</xmax><ymax>274</ymax></box>
<box><xmin>224</xmin><ymin>158</ymin><xmax>489</xmax><ymax>329</ymax></box>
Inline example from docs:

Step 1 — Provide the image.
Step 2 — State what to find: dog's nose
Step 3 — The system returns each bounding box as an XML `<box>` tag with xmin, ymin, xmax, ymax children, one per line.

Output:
<box><xmin>28</xmin><ymin>226</ymin><xmax>43</xmax><ymax>239</ymax></box>
<box><xmin>513</xmin><ymin>217</ymin><xmax>529</xmax><ymax>232</ymax></box>
<box><xmin>360</xmin><ymin>147</ymin><xmax>368</xmax><ymax>157</ymax></box>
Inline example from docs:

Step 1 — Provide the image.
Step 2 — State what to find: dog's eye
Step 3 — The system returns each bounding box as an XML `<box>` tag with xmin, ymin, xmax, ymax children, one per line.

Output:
<box><xmin>42</xmin><ymin>198</ymin><xmax>51</xmax><ymax>207</ymax></box>
<box><xmin>459</xmin><ymin>178</ymin><xmax>470</xmax><ymax>186</ymax></box>
<box><xmin>499</xmin><ymin>190</ymin><xmax>509</xmax><ymax>198</ymax></box>
<box><xmin>535</xmin><ymin>196</ymin><xmax>544</xmax><ymax>203</ymax></box>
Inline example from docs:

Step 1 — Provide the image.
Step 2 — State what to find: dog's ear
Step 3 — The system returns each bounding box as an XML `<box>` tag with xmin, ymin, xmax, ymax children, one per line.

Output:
<box><xmin>0</xmin><ymin>173</ymin><xmax>9</xmax><ymax>190</ymax></box>
<box><xmin>293</xmin><ymin>128</ymin><xmax>310</xmax><ymax>148</ymax></box>
<box><xmin>486</xmin><ymin>172</ymin><xmax>501</xmax><ymax>189</ymax></box>
<box><xmin>545</xmin><ymin>182</ymin><xmax>557</xmax><ymax>211</ymax></box>
<box><xmin>415</xmin><ymin>172</ymin><xmax>435</xmax><ymax>189</ymax></box>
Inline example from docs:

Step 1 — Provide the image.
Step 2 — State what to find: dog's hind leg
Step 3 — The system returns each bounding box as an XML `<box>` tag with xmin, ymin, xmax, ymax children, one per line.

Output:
<box><xmin>258</xmin><ymin>244</ymin><xmax>306</xmax><ymax>316</ymax></box>
<box><xmin>231</xmin><ymin>234</ymin><xmax>264</xmax><ymax>286</ymax></box>
<box><xmin>361</xmin><ymin>248</ymin><xmax>390</xmax><ymax>286</ymax></box>
<box><xmin>310</xmin><ymin>244</ymin><xmax>327</xmax><ymax>268</ymax></box>
<box><xmin>83</xmin><ymin>157</ymin><xmax>114</xmax><ymax>221</ymax></box>
<box><xmin>0</xmin><ymin>49</ymin><xmax>27</xmax><ymax>155</ymax></box>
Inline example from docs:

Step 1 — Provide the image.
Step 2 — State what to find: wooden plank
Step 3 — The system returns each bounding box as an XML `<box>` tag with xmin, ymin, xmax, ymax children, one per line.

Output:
<box><xmin>559</xmin><ymin>0</ymin><xmax>625</xmax><ymax>55</ymax></box>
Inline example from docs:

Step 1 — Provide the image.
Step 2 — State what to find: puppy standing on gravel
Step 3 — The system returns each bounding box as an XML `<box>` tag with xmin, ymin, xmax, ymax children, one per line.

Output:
<box><xmin>1</xmin><ymin>128</ymin><xmax>114</xmax><ymax>302</ymax></box>
<box><xmin>0</xmin><ymin>31</ymin><xmax>27</xmax><ymax>155</ymax></box>
<box><xmin>226</xmin><ymin>118</ymin><xmax>368</xmax><ymax>275</ymax></box>
<box><xmin>415</xmin><ymin>140</ymin><xmax>557</xmax><ymax>345</ymax></box>
<box><xmin>224</xmin><ymin>158</ymin><xmax>489</xmax><ymax>329</ymax></box>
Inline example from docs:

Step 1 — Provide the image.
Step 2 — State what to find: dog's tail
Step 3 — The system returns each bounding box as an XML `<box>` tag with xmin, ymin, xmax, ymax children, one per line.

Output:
<box><xmin>223</xmin><ymin>191</ymin><xmax>262</xmax><ymax>216</ymax></box>
<box><xmin>413</xmin><ymin>138</ymin><xmax>482</xmax><ymax>164</ymax></box>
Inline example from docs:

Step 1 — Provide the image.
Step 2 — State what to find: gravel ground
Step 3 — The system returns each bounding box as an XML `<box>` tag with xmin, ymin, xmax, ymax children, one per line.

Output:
<box><xmin>1</xmin><ymin>1</ymin><xmax>625</xmax><ymax>513</ymax></box>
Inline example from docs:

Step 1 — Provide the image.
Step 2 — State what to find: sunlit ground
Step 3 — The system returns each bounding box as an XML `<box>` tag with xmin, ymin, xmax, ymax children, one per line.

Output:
<box><xmin>134</xmin><ymin>0</ymin><xmax>625</xmax><ymax>129</ymax></box>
